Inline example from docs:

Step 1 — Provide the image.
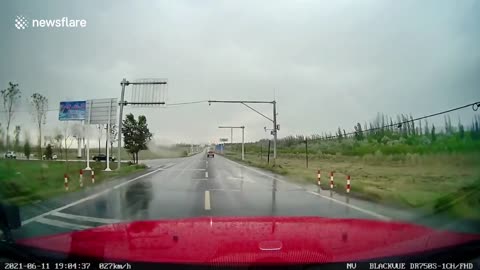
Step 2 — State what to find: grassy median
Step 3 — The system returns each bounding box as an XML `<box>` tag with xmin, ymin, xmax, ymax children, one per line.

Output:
<box><xmin>225</xmin><ymin>151</ymin><xmax>480</xmax><ymax>221</ymax></box>
<box><xmin>0</xmin><ymin>160</ymin><xmax>147</xmax><ymax>205</ymax></box>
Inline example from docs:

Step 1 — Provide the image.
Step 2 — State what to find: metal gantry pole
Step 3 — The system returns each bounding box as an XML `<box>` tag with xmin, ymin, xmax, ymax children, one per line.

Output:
<box><xmin>241</xmin><ymin>126</ymin><xmax>245</xmax><ymax>161</ymax></box>
<box><xmin>273</xmin><ymin>100</ymin><xmax>277</xmax><ymax>161</ymax></box>
<box><xmin>117</xmin><ymin>78</ymin><xmax>127</xmax><ymax>170</ymax></box>
<box><xmin>85</xmin><ymin>100</ymin><xmax>92</xmax><ymax>170</ymax></box>
<box><xmin>105</xmin><ymin>99</ymin><xmax>112</xmax><ymax>171</ymax></box>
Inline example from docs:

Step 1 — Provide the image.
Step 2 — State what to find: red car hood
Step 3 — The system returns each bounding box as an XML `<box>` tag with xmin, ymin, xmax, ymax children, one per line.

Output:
<box><xmin>17</xmin><ymin>216</ymin><xmax>480</xmax><ymax>264</ymax></box>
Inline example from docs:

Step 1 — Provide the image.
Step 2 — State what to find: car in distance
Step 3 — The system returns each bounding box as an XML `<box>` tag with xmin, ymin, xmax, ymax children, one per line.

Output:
<box><xmin>4</xmin><ymin>151</ymin><xmax>16</xmax><ymax>159</ymax></box>
<box><xmin>92</xmin><ymin>153</ymin><xmax>116</xmax><ymax>162</ymax></box>
<box><xmin>207</xmin><ymin>150</ymin><xmax>214</xmax><ymax>158</ymax></box>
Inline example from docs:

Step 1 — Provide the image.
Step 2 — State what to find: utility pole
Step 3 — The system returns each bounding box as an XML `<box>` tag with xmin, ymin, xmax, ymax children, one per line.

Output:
<box><xmin>209</xmin><ymin>100</ymin><xmax>278</xmax><ymax>163</ymax></box>
<box><xmin>273</xmin><ymin>100</ymin><xmax>277</xmax><ymax>160</ymax></box>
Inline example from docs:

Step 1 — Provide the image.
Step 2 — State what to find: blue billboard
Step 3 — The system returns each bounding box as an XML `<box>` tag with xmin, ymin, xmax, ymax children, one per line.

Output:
<box><xmin>59</xmin><ymin>101</ymin><xmax>86</xmax><ymax>121</ymax></box>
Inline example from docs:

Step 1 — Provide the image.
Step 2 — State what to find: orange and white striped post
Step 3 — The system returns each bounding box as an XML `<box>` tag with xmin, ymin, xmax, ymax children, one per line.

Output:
<box><xmin>91</xmin><ymin>170</ymin><xmax>95</xmax><ymax>184</ymax></box>
<box><xmin>330</xmin><ymin>172</ymin><xmax>334</xmax><ymax>189</ymax></box>
<box><xmin>64</xmin><ymin>174</ymin><xmax>69</xmax><ymax>191</ymax></box>
<box><xmin>317</xmin><ymin>170</ymin><xmax>321</xmax><ymax>186</ymax></box>
<box><xmin>346</xmin><ymin>175</ymin><xmax>351</xmax><ymax>193</ymax></box>
<box><xmin>79</xmin><ymin>169</ymin><xmax>83</xmax><ymax>188</ymax></box>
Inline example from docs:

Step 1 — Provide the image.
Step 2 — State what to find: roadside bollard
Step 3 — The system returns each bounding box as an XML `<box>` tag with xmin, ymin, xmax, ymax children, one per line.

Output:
<box><xmin>64</xmin><ymin>174</ymin><xmax>69</xmax><ymax>191</ymax></box>
<box><xmin>330</xmin><ymin>172</ymin><xmax>334</xmax><ymax>189</ymax></box>
<box><xmin>79</xmin><ymin>169</ymin><xmax>83</xmax><ymax>188</ymax></box>
<box><xmin>346</xmin><ymin>175</ymin><xmax>351</xmax><ymax>193</ymax></box>
<box><xmin>317</xmin><ymin>170</ymin><xmax>321</xmax><ymax>186</ymax></box>
<box><xmin>91</xmin><ymin>170</ymin><xmax>95</xmax><ymax>184</ymax></box>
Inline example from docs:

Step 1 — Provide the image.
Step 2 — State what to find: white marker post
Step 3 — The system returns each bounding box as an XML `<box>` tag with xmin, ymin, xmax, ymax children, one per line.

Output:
<box><xmin>105</xmin><ymin>99</ymin><xmax>112</xmax><ymax>171</ymax></box>
<box><xmin>85</xmin><ymin>100</ymin><xmax>92</xmax><ymax>171</ymax></box>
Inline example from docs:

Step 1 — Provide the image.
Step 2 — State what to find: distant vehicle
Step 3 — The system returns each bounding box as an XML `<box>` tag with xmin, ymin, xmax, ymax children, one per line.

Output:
<box><xmin>207</xmin><ymin>150</ymin><xmax>214</xmax><ymax>158</ymax></box>
<box><xmin>93</xmin><ymin>154</ymin><xmax>116</xmax><ymax>162</ymax></box>
<box><xmin>4</xmin><ymin>151</ymin><xmax>16</xmax><ymax>159</ymax></box>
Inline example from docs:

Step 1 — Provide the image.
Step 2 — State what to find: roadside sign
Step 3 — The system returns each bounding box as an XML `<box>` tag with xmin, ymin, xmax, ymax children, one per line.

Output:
<box><xmin>59</xmin><ymin>101</ymin><xmax>86</xmax><ymax>121</ymax></box>
<box><xmin>85</xmin><ymin>98</ymin><xmax>117</xmax><ymax>125</ymax></box>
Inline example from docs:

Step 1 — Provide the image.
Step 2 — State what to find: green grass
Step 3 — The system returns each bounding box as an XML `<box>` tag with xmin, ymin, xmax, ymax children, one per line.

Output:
<box><xmin>0</xmin><ymin>160</ymin><xmax>147</xmax><ymax>205</ymax></box>
<box><xmin>224</xmin><ymin>150</ymin><xmax>480</xmax><ymax>221</ymax></box>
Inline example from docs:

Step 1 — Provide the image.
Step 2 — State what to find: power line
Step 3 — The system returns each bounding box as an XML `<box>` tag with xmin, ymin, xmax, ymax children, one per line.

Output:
<box><xmin>315</xmin><ymin>101</ymin><xmax>480</xmax><ymax>140</ymax></box>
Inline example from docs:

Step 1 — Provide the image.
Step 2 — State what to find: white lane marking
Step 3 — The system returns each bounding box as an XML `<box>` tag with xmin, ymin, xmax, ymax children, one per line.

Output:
<box><xmin>35</xmin><ymin>217</ymin><xmax>92</xmax><ymax>230</ymax></box>
<box><xmin>307</xmin><ymin>191</ymin><xmax>391</xmax><ymax>221</ymax></box>
<box><xmin>51</xmin><ymin>212</ymin><xmax>123</xmax><ymax>224</ymax></box>
<box><xmin>22</xmin><ymin>167</ymin><xmax>165</xmax><ymax>226</ymax></box>
<box><xmin>204</xmin><ymin>191</ymin><xmax>211</xmax><ymax>210</ymax></box>
<box><xmin>192</xmin><ymin>178</ymin><xmax>209</xmax><ymax>181</ymax></box>
<box><xmin>205</xmin><ymin>171</ymin><xmax>209</xmax><ymax>178</ymax></box>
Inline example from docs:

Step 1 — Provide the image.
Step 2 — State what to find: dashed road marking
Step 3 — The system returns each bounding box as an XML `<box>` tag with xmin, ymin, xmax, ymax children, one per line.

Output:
<box><xmin>204</xmin><ymin>191</ymin><xmax>211</xmax><ymax>210</ymax></box>
<box><xmin>205</xmin><ymin>171</ymin><xmax>209</xmax><ymax>178</ymax></box>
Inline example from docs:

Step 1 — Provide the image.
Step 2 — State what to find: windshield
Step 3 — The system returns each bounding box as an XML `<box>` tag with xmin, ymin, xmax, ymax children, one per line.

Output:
<box><xmin>0</xmin><ymin>0</ymin><xmax>479</xmax><ymax>267</ymax></box>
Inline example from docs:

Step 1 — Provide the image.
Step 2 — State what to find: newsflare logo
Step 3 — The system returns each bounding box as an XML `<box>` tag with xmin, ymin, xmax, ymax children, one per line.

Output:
<box><xmin>15</xmin><ymin>15</ymin><xmax>28</xmax><ymax>30</ymax></box>
<box><xmin>14</xmin><ymin>15</ymin><xmax>87</xmax><ymax>30</ymax></box>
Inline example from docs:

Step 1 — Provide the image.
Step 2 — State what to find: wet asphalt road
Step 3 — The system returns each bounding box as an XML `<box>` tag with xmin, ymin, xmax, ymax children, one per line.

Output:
<box><xmin>11</xmin><ymin>151</ymin><xmax>480</xmax><ymax>239</ymax></box>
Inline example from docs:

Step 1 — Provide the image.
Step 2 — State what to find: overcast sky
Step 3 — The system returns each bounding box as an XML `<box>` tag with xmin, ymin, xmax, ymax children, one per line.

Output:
<box><xmin>1</xmin><ymin>0</ymin><xmax>479</xmax><ymax>145</ymax></box>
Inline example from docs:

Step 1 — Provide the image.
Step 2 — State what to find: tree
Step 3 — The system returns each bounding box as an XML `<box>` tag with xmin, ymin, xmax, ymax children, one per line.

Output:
<box><xmin>424</xmin><ymin>119</ymin><xmax>429</xmax><ymax>136</ymax></box>
<box><xmin>45</xmin><ymin>144</ymin><xmax>53</xmax><ymax>159</ymax></box>
<box><xmin>109</xmin><ymin>124</ymin><xmax>118</xmax><ymax>155</ymax></box>
<box><xmin>354</xmin><ymin>122</ymin><xmax>364</xmax><ymax>141</ymax></box>
<box><xmin>431</xmin><ymin>124</ymin><xmax>436</xmax><ymax>142</ymax></box>
<box><xmin>122</xmin><ymin>113</ymin><xmax>153</xmax><ymax>164</ymax></box>
<box><xmin>24</xmin><ymin>133</ymin><xmax>31</xmax><ymax>160</ymax></box>
<box><xmin>53</xmin><ymin>130</ymin><xmax>64</xmax><ymax>158</ymax></box>
<box><xmin>459</xmin><ymin>122</ymin><xmax>465</xmax><ymax>139</ymax></box>
<box><xmin>337</xmin><ymin>127</ymin><xmax>343</xmax><ymax>140</ymax></box>
<box><xmin>30</xmin><ymin>93</ymin><xmax>48</xmax><ymax>157</ymax></box>
<box><xmin>13</xmin><ymin>126</ymin><xmax>21</xmax><ymax>152</ymax></box>
<box><xmin>62</xmin><ymin>122</ymin><xmax>79</xmax><ymax>163</ymax></box>
<box><xmin>0</xmin><ymin>123</ymin><xmax>4</xmax><ymax>150</ymax></box>
<box><xmin>1</xmin><ymin>82</ymin><xmax>21</xmax><ymax>149</ymax></box>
